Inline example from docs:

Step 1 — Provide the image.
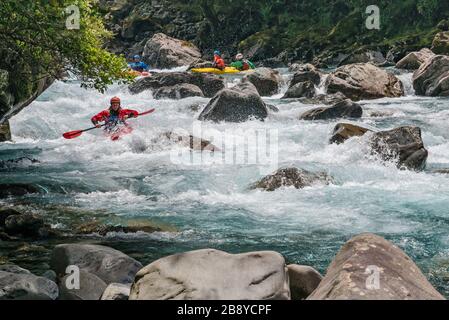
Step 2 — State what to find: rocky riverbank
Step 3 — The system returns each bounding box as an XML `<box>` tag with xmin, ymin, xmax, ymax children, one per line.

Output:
<box><xmin>0</xmin><ymin>233</ymin><xmax>444</xmax><ymax>300</ymax></box>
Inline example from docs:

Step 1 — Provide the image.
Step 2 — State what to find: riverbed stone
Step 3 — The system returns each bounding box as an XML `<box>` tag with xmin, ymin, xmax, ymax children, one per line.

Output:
<box><xmin>0</xmin><ymin>266</ymin><xmax>59</xmax><ymax>300</ymax></box>
<box><xmin>431</xmin><ymin>31</ymin><xmax>449</xmax><ymax>55</ymax></box>
<box><xmin>101</xmin><ymin>283</ymin><xmax>131</xmax><ymax>300</ymax></box>
<box><xmin>325</xmin><ymin>63</ymin><xmax>404</xmax><ymax>101</ymax></box>
<box><xmin>129</xmin><ymin>249</ymin><xmax>290</xmax><ymax>300</ymax></box>
<box><xmin>251</xmin><ymin>168</ymin><xmax>333</xmax><ymax>192</ymax></box>
<box><xmin>143</xmin><ymin>33</ymin><xmax>201</xmax><ymax>69</ymax></box>
<box><xmin>50</xmin><ymin>244</ymin><xmax>143</xmax><ymax>285</ymax></box>
<box><xmin>412</xmin><ymin>55</ymin><xmax>449</xmax><ymax>96</ymax></box>
<box><xmin>246</xmin><ymin>67</ymin><xmax>283</xmax><ymax>96</ymax></box>
<box><xmin>329</xmin><ymin>123</ymin><xmax>373</xmax><ymax>144</ymax></box>
<box><xmin>396</xmin><ymin>48</ymin><xmax>435</xmax><ymax>70</ymax></box>
<box><xmin>59</xmin><ymin>270</ymin><xmax>107</xmax><ymax>300</ymax></box>
<box><xmin>299</xmin><ymin>99</ymin><xmax>362</xmax><ymax>120</ymax></box>
<box><xmin>198</xmin><ymin>81</ymin><xmax>268</xmax><ymax>123</ymax></box>
<box><xmin>287</xmin><ymin>265</ymin><xmax>323</xmax><ymax>300</ymax></box>
<box><xmin>307</xmin><ymin>233</ymin><xmax>445</xmax><ymax>300</ymax></box>
<box><xmin>370</xmin><ymin>126</ymin><xmax>428</xmax><ymax>171</ymax></box>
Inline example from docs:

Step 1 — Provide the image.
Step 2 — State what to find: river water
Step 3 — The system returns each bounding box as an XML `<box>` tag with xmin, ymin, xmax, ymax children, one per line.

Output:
<box><xmin>1</xmin><ymin>68</ymin><xmax>449</xmax><ymax>297</ymax></box>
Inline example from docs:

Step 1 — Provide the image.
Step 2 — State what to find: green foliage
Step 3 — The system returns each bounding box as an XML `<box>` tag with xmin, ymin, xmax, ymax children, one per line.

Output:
<box><xmin>0</xmin><ymin>0</ymin><xmax>133</xmax><ymax>97</ymax></box>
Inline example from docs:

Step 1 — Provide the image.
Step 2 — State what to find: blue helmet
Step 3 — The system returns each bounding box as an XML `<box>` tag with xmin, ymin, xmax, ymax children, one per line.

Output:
<box><xmin>214</xmin><ymin>50</ymin><xmax>221</xmax><ymax>56</ymax></box>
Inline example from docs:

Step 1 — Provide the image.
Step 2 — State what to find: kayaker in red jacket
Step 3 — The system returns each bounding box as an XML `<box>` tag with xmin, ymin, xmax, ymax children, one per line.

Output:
<box><xmin>213</xmin><ymin>50</ymin><xmax>226</xmax><ymax>70</ymax></box>
<box><xmin>91</xmin><ymin>97</ymin><xmax>139</xmax><ymax>132</ymax></box>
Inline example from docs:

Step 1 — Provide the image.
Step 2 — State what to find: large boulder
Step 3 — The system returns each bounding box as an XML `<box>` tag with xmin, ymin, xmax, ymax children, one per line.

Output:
<box><xmin>325</xmin><ymin>63</ymin><xmax>404</xmax><ymax>101</ymax></box>
<box><xmin>308</xmin><ymin>233</ymin><xmax>445</xmax><ymax>300</ymax></box>
<box><xmin>59</xmin><ymin>270</ymin><xmax>107</xmax><ymax>300</ymax></box>
<box><xmin>245</xmin><ymin>68</ymin><xmax>283</xmax><ymax>96</ymax></box>
<box><xmin>288</xmin><ymin>265</ymin><xmax>323</xmax><ymax>300</ymax></box>
<box><xmin>129</xmin><ymin>72</ymin><xmax>225</xmax><ymax>98</ymax></box>
<box><xmin>396</xmin><ymin>48</ymin><xmax>435</xmax><ymax>70</ymax></box>
<box><xmin>431</xmin><ymin>31</ymin><xmax>449</xmax><ymax>55</ymax></box>
<box><xmin>198</xmin><ymin>81</ymin><xmax>269</xmax><ymax>123</ymax></box>
<box><xmin>412</xmin><ymin>55</ymin><xmax>449</xmax><ymax>96</ymax></box>
<box><xmin>299</xmin><ymin>99</ymin><xmax>362</xmax><ymax>120</ymax></box>
<box><xmin>153</xmin><ymin>83</ymin><xmax>204</xmax><ymax>100</ymax></box>
<box><xmin>282</xmin><ymin>81</ymin><xmax>315</xmax><ymax>99</ymax></box>
<box><xmin>143</xmin><ymin>33</ymin><xmax>201</xmax><ymax>69</ymax></box>
<box><xmin>0</xmin><ymin>265</ymin><xmax>58</xmax><ymax>300</ymax></box>
<box><xmin>370</xmin><ymin>126</ymin><xmax>428</xmax><ymax>171</ymax></box>
<box><xmin>129</xmin><ymin>249</ymin><xmax>290</xmax><ymax>300</ymax></box>
<box><xmin>251</xmin><ymin>168</ymin><xmax>333</xmax><ymax>192</ymax></box>
<box><xmin>50</xmin><ymin>244</ymin><xmax>142</xmax><ymax>285</ymax></box>
<box><xmin>329</xmin><ymin>123</ymin><xmax>372</xmax><ymax>144</ymax></box>
<box><xmin>290</xmin><ymin>64</ymin><xmax>321</xmax><ymax>86</ymax></box>
<box><xmin>101</xmin><ymin>283</ymin><xmax>131</xmax><ymax>300</ymax></box>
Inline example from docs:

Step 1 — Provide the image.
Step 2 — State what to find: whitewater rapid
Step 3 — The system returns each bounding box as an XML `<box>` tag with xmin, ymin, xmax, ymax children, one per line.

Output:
<box><xmin>1</xmin><ymin>68</ymin><xmax>449</xmax><ymax>296</ymax></box>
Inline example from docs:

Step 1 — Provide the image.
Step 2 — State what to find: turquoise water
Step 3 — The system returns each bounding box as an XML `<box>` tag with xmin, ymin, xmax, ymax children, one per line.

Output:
<box><xmin>1</xmin><ymin>70</ymin><xmax>449</xmax><ymax>297</ymax></box>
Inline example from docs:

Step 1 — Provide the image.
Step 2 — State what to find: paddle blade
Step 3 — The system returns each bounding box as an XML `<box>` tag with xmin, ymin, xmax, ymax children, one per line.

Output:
<box><xmin>63</xmin><ymin>130</ymin><xmax>83</xmax><ymax>139</ymax></box>
<box><xmin>138</xmin><ymin>108</ymin><xmax>156</xmax><ymax>117</ymax></box>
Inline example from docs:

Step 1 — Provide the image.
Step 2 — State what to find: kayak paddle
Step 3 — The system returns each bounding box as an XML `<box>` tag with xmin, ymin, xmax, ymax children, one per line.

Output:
<box><xmin>62</xmin><ymin>108</ymin><xmax>156</xmax><ymax>140</ymax></box>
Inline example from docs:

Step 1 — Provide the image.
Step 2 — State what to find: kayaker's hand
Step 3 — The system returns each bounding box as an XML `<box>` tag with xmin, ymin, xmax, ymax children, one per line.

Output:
<box><xmin>95</xmin><ymin>124</ymin><xmax>101</xmax><ymax>128</ymax></box>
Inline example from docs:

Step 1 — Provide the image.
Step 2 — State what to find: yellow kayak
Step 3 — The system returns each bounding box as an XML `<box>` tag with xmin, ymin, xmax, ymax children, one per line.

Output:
<box><xmin>190</xmin><ymin>67</ymin><xmax>251</xmax><ymax>75</ymax></box>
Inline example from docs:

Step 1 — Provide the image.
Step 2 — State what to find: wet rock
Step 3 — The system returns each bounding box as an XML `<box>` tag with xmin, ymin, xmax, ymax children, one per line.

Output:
<box><xmin>330</xmin><ymin>123</ymin><xmax>373</xmax><ymax>144</ymax></box>
<box><xmin>266</xmin><ymin>104</ymin><xmax>279</xmax><ymax>112</ymax></box>
<box><xmin>59</xmin><ymin>270</ymin><xmax>107</xmax><ymax>300</ymax></box>
<box><xmin>163</xmin><ymin>131</ymin><xmax>220</xmax><ymax>152</ymax></box>
<box><xmin>4</xmin><ymin>213</ymin><xmax>44</xmax><ymax>237</ymax></box>
<box><xmin>143</xmin><ymin>33</ymin><xmax>201</xmax><ymax>69</ymax></box>
<box><xmin>251</xmin><ymin>168</ymin><xmax>333</xmax><ymax>192</ymax></box>
<box><xmin>198</xmin><ymin>81</ymin><xmax>268</xmax><ymax>123</ymax></box>
<box><xmin>288</xmin><ymin>265</ymin><xmax>323</xmax><ymax>300</ymax></box>
<box><xmin>0</xmin><ymin>157</ymin><xmax>40</xmax><ymax>169</ymax></box>
<box><xmin>0</xmin><ymin>208</ymin><xmax>21</xmax><ymax>226</ymax></box>
<box><xmin>308</xmin><ymin>233</ymin><xmax>445</xmax><ymax>300</ymax></box>
<box><xmin>0</xmin><ymin>121</ymin><xmax>11</xmax><ymax>142</ymax></box>
<box><xmin>432</xmin><ymin>168</ymin><xmax>449</xmax><ymax>174</ymax></box>
<box><xmin>412</xmin><ymin>55</ymin><xmax>449</xmax><ymax>96</ymax></box>
<box><xmin>299</xmin><ymin>99</ymin><xmax>362</xmax><ymax>120</ymax></box>
<box><xmin>299</xmin><ymin>92</ymin><xmax>348</xmax><ymax>105</ymax></box>
<box><xmin>0</xmin><ymin>183</ymin><xmax>40</xmax><ymax>198</ymax></box>
<box><xmin>129</xmin><ymin>249</ymin><xmax>290</xmax><ymax>300</ymax></box>
<box><xmin>289</xmin><ymin>64</ymin><xmax>321</xmax><ymax>86</ymax></box>
<box><xmin>370</xmin><ymin>126</ymin><xmax>428</xmax><ymax>170</ymax></box>
<box><xmin>396</xmin><ymin>48</ymin><xmax>435</xmax><ymax>70</ymax></box>
<box><xmin>431</xmin><ymin>31</ymin><xmax>449</xmax><ymax>55</ymax></box>
<box><xmin>75</xmin><ymin>220</ymin><xmax>165</xmax><ymax>236</ymax></box>
<box><xmin>282</xmin><ymin>81</ymin><xmax>315</xmax><ymax>99</ymax></box>
<box><xmin>338</xmin><ymin>50</ymin><xmax>386</xmax><ymax>67</ymax></box>
<box><xmin>325</xmin><ymin>63</ymin><xmax>404</xmax><ymax>101</ymax></box>
<box><xmin>187</xmin><ymin>59</ymin><xmax>214</xmax><ymax>70</ymax></box>
<box><xmin>101</xmin><ymin>283</ymin><xmax>131</xmax><ymax>300</ymax></box>
<box><xmin>153</xmin><ymin>83</ymin><xmax>204</xmax><ymax>100</ymax></box>
<box><xmin>246</xmin><ymin>67</ymin><xmax>283</xmax><ymax>96</ymax></box>
<box><xmin>0</xmin><ymin>265</ymin><xmax>59</xmax><ymax>300</ymax></box>
<box><xmin>50</xmin><ymin>244</ymin><xmax>143</xmax><ymax>285</ymax></box>
<box><xmin>42</xmin><ymin>270</ymin><xmax>57</xmax><ymax>283</ymax></box>
<box><xmin>129</xmin><ymin>72</ymin><xmax>225</xmax><ymax>98</ymax></box>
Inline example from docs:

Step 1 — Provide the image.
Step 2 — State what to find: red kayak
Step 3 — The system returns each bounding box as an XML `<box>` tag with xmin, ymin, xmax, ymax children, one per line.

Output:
<box><xmin>108</xmin><ymin>126</ymin><xmax>134</xmax><ymax>141</ymax></box>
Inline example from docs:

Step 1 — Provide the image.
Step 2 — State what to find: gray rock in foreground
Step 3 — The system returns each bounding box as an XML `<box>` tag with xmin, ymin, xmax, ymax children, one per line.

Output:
<box><xmin>288</xmin><ymin>265</ymin><xmax>322</xmax><ymax>300</ymax></box>
<box><xmin>59</xmin><ymin>270</ymin><xmax>107</xmax><ymax>300</ymax></box>
<box><xmin>0</xmin><ymin>265</ymin><xmax>58</xmax><ymax>300</ymax></box>
<box><xmin>50</xmin><ymin>244</ymin><xmax>142</xmax><ymax>285</ymax></box>
<box><xmin>101</xmin><ymin>283</ymin><xmax>131</xmax><ymax>300</ymax></box>
<box><xmin>246</xmin><ymin>67</ymin><xmax>283</xmax><ymax>96</ymax></box>
<box><xmin>129</xmin><ymin>249</ymin><xmax>290</xmax><ymax>300</ymax></box>
<box><xmin>308</xmin><ymin>233</ymin><xmax>445</xmax><ymax>300</ymax></box>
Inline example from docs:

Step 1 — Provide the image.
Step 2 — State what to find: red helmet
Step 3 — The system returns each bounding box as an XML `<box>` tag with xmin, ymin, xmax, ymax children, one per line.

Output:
<box><xmin>110</xmin><ymin>96</ymin><xmax>121</xmax><ymax>104</ymax></box>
